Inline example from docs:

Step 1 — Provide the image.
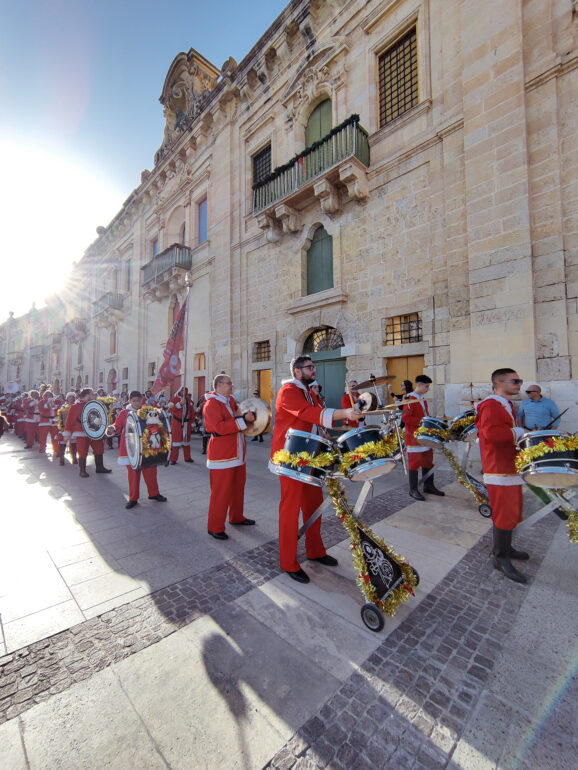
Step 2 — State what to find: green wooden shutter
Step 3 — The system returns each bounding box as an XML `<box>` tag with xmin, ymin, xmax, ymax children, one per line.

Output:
<box><xmin>307</xmin><ymin>227</ymin><xmax>334</xmax><ymax>295</ymax></box>
<box><xmin>305</xmin><ymin>100</ymin><xmax>332</xmax><ymax>145</ymax></box>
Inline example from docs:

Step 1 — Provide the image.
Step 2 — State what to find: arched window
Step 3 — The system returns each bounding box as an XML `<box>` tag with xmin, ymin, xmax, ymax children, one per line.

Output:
<box><xmin>305</xmin><ymin>99</ymin><xmax>332</xmax><ymax>146</ymax></box>
<box><xmin>307</xmin><ymin>227</ymin><xmax>333</xmax><ymax>295</ymax></box>
<box><xmin>303</xmin><ymin>327</ymin><xmax>344</xmax><ymax>353</ymax></box>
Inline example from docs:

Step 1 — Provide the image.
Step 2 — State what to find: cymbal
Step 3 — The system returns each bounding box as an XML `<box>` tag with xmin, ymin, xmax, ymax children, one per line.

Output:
<box><xmin>459</xmin><ymin>400</ymin><xmax>481</xmax><ymax>405</ymax></box>
<box><xmin>357</xmin><ymin>375</ymin><xmax>396</xmax><ymax>389</ymax></box>
<box><xmin>364</xmin><ymin>399</ymin><xmax>414</xmax><ymax>414</ymax></box>
<box><xmin>238</xmin><ymin>397</ymin><xmax>271</xmax><ymax>437</ymax></box>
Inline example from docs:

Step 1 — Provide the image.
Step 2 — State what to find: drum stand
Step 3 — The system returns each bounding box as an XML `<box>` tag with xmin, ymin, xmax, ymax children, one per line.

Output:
<box><xmin>298</xmin><ymin>477</ymin><xmax>418</xmax><ymax>633</ymax></box>
<box><xmin>517</xmin><ymin>487</ymin><xmax>577</xmax><ymax>534</ymax></box>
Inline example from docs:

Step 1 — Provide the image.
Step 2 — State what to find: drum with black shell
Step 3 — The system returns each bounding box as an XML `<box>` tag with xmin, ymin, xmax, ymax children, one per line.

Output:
<box><xmin>125</xmin><ymin>409</ymin><xmax>172</xmax><ymax>472</ymax></box>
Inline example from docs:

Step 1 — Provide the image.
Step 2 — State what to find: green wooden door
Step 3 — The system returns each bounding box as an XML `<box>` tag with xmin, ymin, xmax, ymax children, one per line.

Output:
<box><xmin>305</xmin><ymin>99</ymin><xmax>332</xmax><ymax>145</ymax></box>
<box><xmin>311</xmin><ymin>355</ymin><xmax>346</xmax><ymax>410</ymax></box>
<box><xmin>307</xmin><ymin>227</ymin><xmax>333</xmax><ymax>295</ymax></box>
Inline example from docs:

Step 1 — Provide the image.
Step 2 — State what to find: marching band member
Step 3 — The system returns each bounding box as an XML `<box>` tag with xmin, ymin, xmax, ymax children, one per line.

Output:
<box><xmin>270</xmin><ymin>356</ymin><xmax>358</xmax><ymax>583</ymax></box>
<box><xmin>107</xmin><ymin>390</ymin><xmax>167</xmax><ymax>509</ymax></box>
<box><xmin>341</xmin><ymin>380</ymin><xmax>361</xmax><ymax>427</ymax></box>
<box><xmin>56</xmin><ymin>393</ymin><xmax>78</xmax><ymax>465</ymax></box>
<box><xmin>203</xmin><ymin>374</ymin><xmax>256</xmax><ymax>539</ymax></box>
<box><xmin>64</xmin><ymin>388</ymin><xmax>112</xmax><ymax>478</ymax></box>
<box><xmin>476</xmin><ymin>368</ymin><xmax>529</xmax><ymax>584</ymax></box>
<box><xmin>22</xmin><ymin>390</ymin><xmax>40</xmax><ymax>448</ymax></box>
<box><xmin>402</xmin><ymin>375</ymin><xmax>445</xmax><ymax>501</ymax></box>
<box><xmin>37</xmin><ymin>390</ymin><xmax>62</xmax><ymax>457</ymax></box>
<box><xmin>168</xmin><ymin>386</ymin><xmax>195</xmax><ymax>464</ymax></box>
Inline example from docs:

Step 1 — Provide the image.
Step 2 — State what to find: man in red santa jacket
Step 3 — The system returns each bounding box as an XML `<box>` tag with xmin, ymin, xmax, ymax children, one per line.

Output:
<box><xmin>270</xmin><ymin>356</ymin><xmax>358</xmax><ymax>584</ymax></box>
<box><xmin>475</xmin><ymin>368</ymin><xmax>529</xmax><ymax>584</ymax></box>
<box><xmin>203</xmin><ymin>374</ymin><xmax>256</xmax><ymax>539</ymax></box>
<box><xmin>37</xmin><ymin>390</ymin><xmax>63</xmax><ymax>457</ymax></box>
<box><xmin>63</xmin><ymin>388</ymin><xmax>112</xmax><ymax>478</ymax></box>
<box><xmin>107</xmin><ymin>390</ymin><xmax>167</xmax><ymax>509</ymax></box>
<box><xmin>168</xmin><ymin>386</ymin><xmax>195</xmax><ymax>464</ymax></box>
<box><xmin>22</xmin><ymin>390</ymin><xmax>40</xmax><ymax>448</ymax></box>
<box><xmin>402</xmin><ymin>374</ymin><xmax>445</xmax><ymax>500</ymax></box>
<box><xmin>340</xmin><ymin>379</ymin><xmax>362</xmax><ymax>427</ymax></box>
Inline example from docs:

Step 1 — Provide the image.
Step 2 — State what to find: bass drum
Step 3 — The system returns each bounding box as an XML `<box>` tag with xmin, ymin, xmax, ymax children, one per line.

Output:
<box><xmin>81</xmin><ymin>400</ymin><xmax>109</xmax><ymax>440</ymax></box>
<box><xmin>125</xmin><ymin>409</ymin><xmax>172</xmax><ymax>471</ymax></box>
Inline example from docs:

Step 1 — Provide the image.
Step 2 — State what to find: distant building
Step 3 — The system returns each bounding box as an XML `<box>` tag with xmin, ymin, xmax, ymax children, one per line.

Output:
<box><xmin>2</xmin><ymin>0</ymin><xmax>577</xmax><ymax>422</ymax></box>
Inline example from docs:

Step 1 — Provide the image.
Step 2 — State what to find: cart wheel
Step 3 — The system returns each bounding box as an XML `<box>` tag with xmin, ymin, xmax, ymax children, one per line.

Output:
<box><xmin>479</xmin><ymin>503</ymin><xmax>492</xmax><ymax>518</ymax></box>
<box><xmin>411</xmin><ymin>567</ymin><xmax>420</xmax><ymax>587</ymax></box>
<box><xmin>361</xmin><ymin>603</ymin><xmax>385</xmax><ymax>632</ymax></box>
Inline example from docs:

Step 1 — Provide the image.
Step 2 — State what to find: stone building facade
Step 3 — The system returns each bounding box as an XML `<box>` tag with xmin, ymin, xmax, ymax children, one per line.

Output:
<box><xmin>1</xmin><ymin>0</ymin><xmax>577</xmax><ymax>425</ymax></box>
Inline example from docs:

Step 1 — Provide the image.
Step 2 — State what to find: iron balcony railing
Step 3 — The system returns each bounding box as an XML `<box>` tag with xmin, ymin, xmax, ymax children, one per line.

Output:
<box><xmin>141</xmin><ymin>244</ymin><xmax>193</xmax><ymax>286</ymax></box>
<box><xmin>252</xmin><ymin>114</ymin><xmax>370</xmax><ymax>213</ymax></box>
<box><xmin>92</xmin><ymin>292</ymin><xmax>125</xmax><ymax>316</ymax></box>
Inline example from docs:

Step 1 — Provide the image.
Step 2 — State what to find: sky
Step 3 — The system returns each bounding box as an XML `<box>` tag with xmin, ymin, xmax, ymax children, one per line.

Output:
<box><xmin>0</xmin><ymin>0</ymin><xmax>289</xmax><ymax>320</ymax></box>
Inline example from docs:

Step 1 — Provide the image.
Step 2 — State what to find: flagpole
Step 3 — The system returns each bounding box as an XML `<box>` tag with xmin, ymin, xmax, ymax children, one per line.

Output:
<box><xmin>182</xmin><ymin>272</ymin><xmax>191</xmax><ymax>395</ymax></box>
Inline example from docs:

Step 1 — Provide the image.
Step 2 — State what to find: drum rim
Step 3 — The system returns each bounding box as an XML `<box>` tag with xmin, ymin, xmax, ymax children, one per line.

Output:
<box><xmin>271</xmin><ymin>464</ymin><xmax>323</xmax><ymax>487</ymax></box>
<box><xmin>337</xmin><ymin>425</ymin><xmax>383</xmax><ymax>444</ymax></box>
<box><xmin>125</xmin><ymin>410</ymin><xmax>143</xmax><ymax>470</ymax></box>
<box><xmin>420</xmin><ymin>416</ymin><xmax>448</xmax><ymax>428</ymax></box>
<box><xmin>81</xmin><ymin>399</ymin><xmax>109</xmax><ymax>440</ymax></box>
<box><xmin>286</xmin><ymin>428</ymin><xmax>333</xmax><ymax>449</ymax></box>
<box><xmin>347</xmin><ymin>456</ymin><xmax>396</xmax><ymax>480</ymax></box>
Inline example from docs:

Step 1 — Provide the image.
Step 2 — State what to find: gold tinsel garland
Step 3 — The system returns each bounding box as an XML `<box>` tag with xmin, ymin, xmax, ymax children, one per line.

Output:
<box><xmin>415</xmin><ymin>425</ymin><xmax>450</xmax><ymax>442</ymax></box>
<box><xmin>441</xmin><ymin>444</ymin><xmax>487</xmax><ymax>505</ymax></box>
<box><xmin>141</xmin><ymin>426</ymin><xmax>171</xmax><ymax>457</ymax></box>
<box><xmin>97</xmin><ymin>396</ymin><xmax>116</xmax><ymax>425</ymax></box>
<box><xmin>272</xmin><ymin>448</ymin><xmax>337</xmax><ymax>469</ymax></box>
<box><xmin>57</xmin><ymin>405</ymin><xmax>70</xmax><ymax>432</ymax></box>
<box><xmin>449</xmin><ymin>414</ymin><xmax>476</xmax><ymax>438</ymax></box>
<box><xmin>515</xmin><ymin>435</ymin><xmax>578</xmax><ymax>473</ymax></box>
<box><xmin>326</xmin><ymin>478</ymin><xmax>418</xmax><ymax>616</ymax></box>
<box><xmin>339</xmin><ymin>434</ymin><xmax>399</xmax><ymax>473</ymax></box>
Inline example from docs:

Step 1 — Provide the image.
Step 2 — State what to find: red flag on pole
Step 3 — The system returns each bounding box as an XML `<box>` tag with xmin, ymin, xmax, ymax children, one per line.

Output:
<box><xmin>151</xmin><ymin>298</ymin><xmax>188</xmax><ymax>394</ymax></box>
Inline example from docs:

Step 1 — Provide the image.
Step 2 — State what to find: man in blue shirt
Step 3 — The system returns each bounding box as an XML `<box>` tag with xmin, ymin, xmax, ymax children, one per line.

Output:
<box><xmin>517</xmin><ymin>385</ymin><xmax>560</xmax><ymax>430</ymax></box>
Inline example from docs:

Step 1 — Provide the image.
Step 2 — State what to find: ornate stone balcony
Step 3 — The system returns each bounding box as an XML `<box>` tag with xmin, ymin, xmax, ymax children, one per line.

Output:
<box><xmin>253</xmin><ymin>114</ymin><xmax>370</xmax><ymax>242</ymax></box>
<box><xmin>29</xmin><ymin>344</ymin><xmax>46</xmax><ymax>358</ymax></box>
<box><xmin>142</xmin><ymin>244</ymin><xmax>193</xmax><ymax>301</ymax></box>
<box><xmin>92</xmin><ymin>293</ymin><xmax>125</xmax><ymax>327</ymax></box>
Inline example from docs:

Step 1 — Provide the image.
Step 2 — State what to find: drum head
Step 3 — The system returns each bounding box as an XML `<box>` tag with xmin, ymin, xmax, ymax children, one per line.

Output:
<box><xmin>81</xmin><ymin>400</ymin><xmax>109</xmax><ymax>440</ymax></box>
<box><xmin>125</xmin><ymin>412</ymin><xmax>142</xmax><ymax>471</ymax></box>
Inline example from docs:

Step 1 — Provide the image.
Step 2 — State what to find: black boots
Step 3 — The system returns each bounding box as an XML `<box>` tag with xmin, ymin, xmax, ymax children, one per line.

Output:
<box><xmin>423</xmin><ymin>468</ymin><xmax>445</xmax><ymax>496</ymax></box>
<box><xmin>409</xmin><ymin>470</ymin><xmax>425</xmax><ymax>501</ymax></box>
<box><xmin>492</xmin><ymin>526</ymin><xmax>527</xmax><ymax>583</ymax></box>
<box><xmin>59</xmin><ymin>446</ymin><xmax>66</xmax><ymax>466</ymax></box>
<box><xmin>201</xmin><ymin>435</ymin><xmax>209</xmax><ymax>455</ymax></box>
<box><xmin>78</xmin><ymin>457</ymin><xmax>89</xmax><ymax>478</ymax></box>
<box><xmin>94</xmin><ymin>454</ymin><xmax>112</xmax><ymax>474</ymax></box>
<box><xmin>70</xmin><ymin>444</ymin><xmax>78</xmax><ymax>464</ymax></box>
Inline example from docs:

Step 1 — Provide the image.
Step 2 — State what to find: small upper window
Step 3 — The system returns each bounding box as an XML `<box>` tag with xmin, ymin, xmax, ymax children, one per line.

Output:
<box><xmin>384</xmin><ymin>313</ymin><xmax>422</xmax><ymax>345</ymax></box>
<box><xmin>378</xmin><ymin>28</ymin><xmax>418</xmax><ymax>128</ymax></box>
<box><xmin>252</xmin><ymin>144</ymin><xmax>271</xmax><ymax>186</ymax></box>
<box><xmin>198</xmin><ymin>198</ymin><xmax>208</xmax><ymax>244</ymax></box>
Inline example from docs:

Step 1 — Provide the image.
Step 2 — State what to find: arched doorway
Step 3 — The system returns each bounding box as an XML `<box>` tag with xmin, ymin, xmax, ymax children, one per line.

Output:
<box><xmin>303</xmin><ymin>326</ymin><xmax>345</xmax><ymax>409</ymax></box>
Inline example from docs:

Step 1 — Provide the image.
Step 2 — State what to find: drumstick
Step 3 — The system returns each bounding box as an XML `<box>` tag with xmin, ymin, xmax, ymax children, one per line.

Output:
<box><xmin>346</xmin><ymin>382</ymin><xmax>356</xmax><ymax>410</ymax></box>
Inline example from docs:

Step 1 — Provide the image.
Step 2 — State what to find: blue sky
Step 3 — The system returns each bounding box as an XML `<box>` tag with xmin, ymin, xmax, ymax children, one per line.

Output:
<box><xmin>0</xmin><ymin>0</ymin><xmax>288</xmax><ymax>317</ymax></box>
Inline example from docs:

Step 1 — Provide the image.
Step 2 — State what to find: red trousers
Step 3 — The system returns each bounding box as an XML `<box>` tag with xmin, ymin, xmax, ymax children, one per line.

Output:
<box><xmin>15</xmin><ymin>419</ymin><xmax>25</xmax><ymax>438</ymax></box>
<box><xmin>408</xmin><ymin>448</ymin><xmax>433</xmax><ymax>471</ymax></box>
<box><xmin>24</xmin><ymin>422</ymin><xmax>38</xmax><ymax>446</ymax></box>
<box><xmin>76</xmin><ymin>437</ymin><xmax>105</xmax><ymax>458</ymax></box>
<box><xmin>279</xmin><ymin>476</ymin><xmax>326</xmax><ymax>572</ymax></box>
<box><xmin>207</xmin><ymin>465</ymin><xmax>246</xmax><ymax>532</ymax></box>
<box><xmin>487</xmin><ymin>485</ymin><xmax>523</xmax><ymax>530</ymax></box>
<box><xmin>170</xmin><ymin>443</ymin><xmax>192</xmax><ymax>462</ymax></box>
<box><xmin>127</xmin><ymin>467</ymin><xmax>159</xmax><ymax>502</ymax></box>
<box><xmin>38</xmin><ymin>426</ymin><xmax>58</xmax><ymax>453</ymax></box>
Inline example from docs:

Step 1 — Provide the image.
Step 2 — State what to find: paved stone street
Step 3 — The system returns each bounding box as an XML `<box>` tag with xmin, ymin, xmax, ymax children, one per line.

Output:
<box><xmin>0</xmin><ymin>432</ymin><xmax>576</xmax><ymax>769</ymax></box>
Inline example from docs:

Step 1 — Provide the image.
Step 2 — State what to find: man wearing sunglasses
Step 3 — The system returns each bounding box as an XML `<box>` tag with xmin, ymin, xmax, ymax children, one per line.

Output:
<box><xmin>475</xmin><ymin>369</ymin><xmax>529</xmax><ymax>583</ymax></box>
<box><xmin>517</xmin><ymin>384</ymin><xmax>561</xmax><ymax>431</ymax></box>
<box><xmin>270</xmin><ymin>355</ymin><xmax>358</xmax><ymax>584</ymax></box>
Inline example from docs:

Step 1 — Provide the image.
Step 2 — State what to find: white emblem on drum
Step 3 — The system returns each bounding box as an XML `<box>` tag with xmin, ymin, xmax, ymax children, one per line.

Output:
<box><xmin>145</xmin><ymin>410</ymin><xmax>163</xmax><ymax>451</ymax></box>
<box><xmin>361</xmin><ymin>541</ymin><xmax>395</xmax><ymax>585</ymax></box>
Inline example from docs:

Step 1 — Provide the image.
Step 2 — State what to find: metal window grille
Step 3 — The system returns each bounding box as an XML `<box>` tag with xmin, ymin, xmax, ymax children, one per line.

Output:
<box><xmin>147</xmin><ymin>362</ymin><xmax>156</xmax><ymax>377</ymax></box>
<box><xmin>378</xmin><ymin>28</ymin><xmax>418</xmax><ymax>128</ymax></box>
<box><xmin>122</xmin><ymin>367</ymin><xmax>129</xmax><ymax>380</ymax></box>
<box><xmin>252</xmin><ymin>145</ymin><xmax>271</xmax><ymax>186</ymax></box>
<box><xmin>303</xmin><ymin>327</ymin><xmax>344</xmax><ymax>353</ymax></box>
<box><xmin>384</xmin><ymin>314</ymin><xmax>422</xmax><ymax>345</ymax></box>
<box><xmin>253</xmin><ymin>341</ymin><xmax>271</xmax><ymax>362</ymax></box>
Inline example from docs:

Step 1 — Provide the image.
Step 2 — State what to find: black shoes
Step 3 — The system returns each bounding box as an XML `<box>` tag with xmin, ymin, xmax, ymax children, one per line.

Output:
<box><xmin>208</xmin><ymin>530</ymin><xmax>228</xmax><ymax>540</ymax></box>
<box><xmin>125</xmin><ymin>500</ymin><xmax>138</xmax><ymax>509</ymax></box>
<box><xmin>285</xmin><ymin>568</ymin><xmax>310</xmax><ymax>584</ymax></box>
<box><xmin>493</xmin><ymin>556</ymin><xmax>527</xmax><ymax>583</ymax></box>
<box><xmin>409</xmin><ymin>489</ymin><xmax>426</xmax><ymax>501</ymax></box>
<box><xmin>185</xmin><ymin>459</ymin><xmax>194</xmax><ymax>463</ymax></box>
<box><xmin>508</xmin><ymin>546</ymin><xmax>529</xmax><ymax>560</ymax></box>
<box><xmin>309</xmin><ymin>555</ymin><xmax>338</xmax><ymax>566</ymax></box>
<box><xmin>170</xmin><ymin>461</ymin><xmax>177</xmax><ymax>465</ymax></box>
<box><xmin>492</xmin><ymin>525</ymin><xmax>528</xmax><ymax>583</ymax></box>
<box><xmin>231</xmin><ymin>518</ymin><xmax>256</xmax><ymax>526</ymax></box>
<box><xmin>148</xmin><ymin>494</ymin><xmax>167</xmax><ymax>502</ymax></box>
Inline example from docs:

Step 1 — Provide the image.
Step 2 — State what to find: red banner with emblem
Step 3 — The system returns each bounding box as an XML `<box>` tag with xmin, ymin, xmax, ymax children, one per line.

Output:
<box><xmin>151</xmin><ymin>298</ymin><xmax>188</xmax><ymax>394</ymax></box>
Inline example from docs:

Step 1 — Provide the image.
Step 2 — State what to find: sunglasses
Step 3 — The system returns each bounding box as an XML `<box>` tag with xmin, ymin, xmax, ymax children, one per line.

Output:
<box><xmin>299</xmin><ymin>365</ymin><xmax>316</xmax><ymax>370</ymax></box>
<box><xmin>526</xmin><ymin>390</ymin><xmax>539</xmax><ymax>394</ymax></box>
<box><xmin>505</xmin><ymin>379</ymin><xmax>523</xmax><ymax>385</ymax></box>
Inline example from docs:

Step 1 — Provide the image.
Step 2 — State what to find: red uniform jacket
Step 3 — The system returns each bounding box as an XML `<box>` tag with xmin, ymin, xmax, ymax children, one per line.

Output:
<box><xmin>475</xmin><ymin>396</ymin><xmax>523</xmax><ymax>486</ymax></box>
<box><xmin>402</xmin><ymin>393</ymin><xmax>430</xmax><ymax>453</ymax></box>
<box><xmin>63</xmin><ymin>401</ymin><xmax>86</xmax><ymax>439</ymax></box>
<box><xmin>341</xmin><ymin>392</ymin><xmax>360</xmax><ymax>427</ymax></box>
<box><xmin>110</xmin><ymin>406</ymin><xmax>135</xmax><ymax>465</ymax></box>
<box><xmin>23</xmin><ymin>397</ymin><xmax>39</xmax><ymax>423</ymax></box>
<box><xmin>38</xmin><ymin>396</ymin><xmax>62</xmax><ymax>426</ymax></box>
<box><xmin>270</xmin><ymin>380</ymin><xmax>336</xmax><ymax>458</ymax></box>
<box><xmin>203</xmin><ymin>392</ymin><xmax>247</xmax><ymax>469</ymax></box>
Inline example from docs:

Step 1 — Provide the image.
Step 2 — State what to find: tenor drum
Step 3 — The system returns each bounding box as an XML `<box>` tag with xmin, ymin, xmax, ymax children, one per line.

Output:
<box><xmin>516</xmin><ymin>430</ymin><xmax>578</xmax><ymax>489</ymax></box>
<box><xmin>415</xmin><ymin>417</ymin><xmax>449</xmax><ymax>448</ymax></box>
<box><xmin>336</xmin><ymin>426</ymin><xmax>396</xmax><ymax>482</ymax></box>
<box><xmin>449</xmin><ymin>411</ymin><xmax>478</xmax><ymax>442</ymax></box>
<box><xmin>125</xmin><ymin>409</ymin><xmax>172</xmax><ymax>472</ymax></box>
<box><xmin>81</xmin><ymin>400</ymin><xmax>110</xmax><ymax>440</ymax></box>
<box><xmin>271</xmin><ymin>429</ymin><xmax>335</xmax><ymax>487</ymax></box>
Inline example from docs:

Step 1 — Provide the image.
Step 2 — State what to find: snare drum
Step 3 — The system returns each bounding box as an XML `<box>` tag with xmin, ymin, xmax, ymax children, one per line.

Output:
<box><xmin>449</xmin><ymin>411</ymin><xmax>478</xmax><ymax>442</ymax></box>
<box><xmin>415</xmin><ymin>417</ymin><xmax>449</xmax><ymax>448</ymax></box>
<box><xmin>516</xmin><ymin>430</ymin><xmax>578</xmax><ymax>488</ymax></box>
<box><xmin>336</xmin><ymin>426</ymin><xmax>396</xmax><ymax>482</ymax></box>
<box><xmin>271</xmin><ymin>429</ymin><xmax>336</xmax><ymax>487</ymax></box>
<box><xmin>125</xmin><ymin>409</ymin><xmax>172</xmax><ymax>471</ymax></box>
